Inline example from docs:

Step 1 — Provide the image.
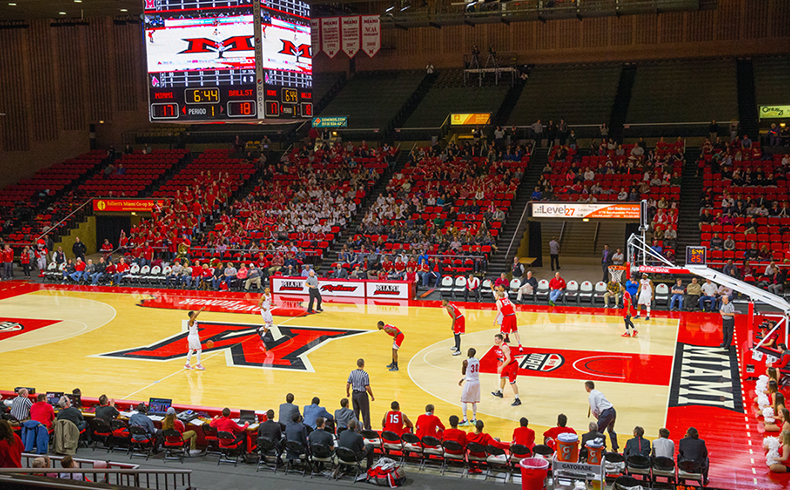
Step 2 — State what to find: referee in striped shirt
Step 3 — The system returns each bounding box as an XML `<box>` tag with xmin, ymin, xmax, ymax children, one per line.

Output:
<box><xmin>347</xmin><ymin>358</ymin><xmax>375</xmax><ymax>430</ymax></box>
<box><xmin>10</xmin><ymin>388</ymin><xmax>32</xmax><ymax>422</ymax></box>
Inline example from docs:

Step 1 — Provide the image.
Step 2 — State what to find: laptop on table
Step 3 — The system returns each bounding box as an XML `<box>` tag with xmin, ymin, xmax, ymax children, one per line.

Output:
<box><xmin>148</xmin><ymin>397</ymin><xmax>172</xmax><ymax>416</ymax></box>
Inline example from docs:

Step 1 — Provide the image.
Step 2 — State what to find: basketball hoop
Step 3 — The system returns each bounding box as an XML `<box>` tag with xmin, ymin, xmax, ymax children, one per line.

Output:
<box><xmin>609</xmin><ymin>265</ymin><xmax>628</xmax><ymax>284</ymax></box>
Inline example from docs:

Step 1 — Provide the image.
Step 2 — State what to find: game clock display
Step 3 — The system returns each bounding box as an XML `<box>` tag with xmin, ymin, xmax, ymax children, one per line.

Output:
<box><xmin>685</xmin><ymin>246</ymin><xmax>706</xmax><ymax>266</ymax></box>
<box><xmin>144</xmin><ymin>0</ymin><xmax>312</xmax><ymax>123</ymax></box>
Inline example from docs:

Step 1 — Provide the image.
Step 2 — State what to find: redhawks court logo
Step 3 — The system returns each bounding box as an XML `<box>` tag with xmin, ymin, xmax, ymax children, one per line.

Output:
<box><xmin>519</xmin><ymin>353</ymin><xmax>564</xmax><ymax>372</ymax></box>
<box><xmin>372</xmin><ymin>285</ymin><xmax>400</xmax><ymax>296</ymax></box>
<box><xmin>0</xmin><ymin>322</ymin><xmax>23</xmax><ymax>332</ymax></box>
<box><xmin>320</xmin><ymin>284</ymin><xmax>358</xmax><ymax>293</ymax></box>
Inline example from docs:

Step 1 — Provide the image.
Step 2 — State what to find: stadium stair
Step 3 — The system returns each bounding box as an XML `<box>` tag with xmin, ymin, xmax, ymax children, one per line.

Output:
<box><xmin>389</xmin><ymin>72</ymin><xmax>438</xmax><ymax>135</ymax></box>
<box><xmin>313</xmin><ymin>72</ymin><xmax>348</xmax><ymax>116</ymax></box>
<box><xmin>492</xmin><ymin>76</ymin><xmax>527</xmax><ymax>127</ymax></box>
<box><xmin>675</xmin><ymin>147</ymin><xmax>704</xmax><ymax>265</ymax></box>
<box><xmin>736</xmin><ymin>58</ymin><xmax>760</xmax><ymax>141</ymax></box>
<box><xmin>609</xmin><ymin>63</ymin><xmax>636</xmax><ymax>142</ymax></box>
<box><xmin>485</xmin><ymin>148</ymin><xmax>545</xmax><ymax>276</ymax></box>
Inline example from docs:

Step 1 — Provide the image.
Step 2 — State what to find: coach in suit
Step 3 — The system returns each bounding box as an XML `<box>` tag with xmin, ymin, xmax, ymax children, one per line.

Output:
<box><xmin>678</xmin><ymin>427</ymin><xmax>709</xmax><ymax>485</ymax></box>
<box><xmin>279</xmin><ymin>393</ymin><xmax>301</xmax><ymax>426</ymax></box>
<box><xmin>258</xmin><ymin>409</ymin><xmax>283</xmax><ymax>455</ymax></box>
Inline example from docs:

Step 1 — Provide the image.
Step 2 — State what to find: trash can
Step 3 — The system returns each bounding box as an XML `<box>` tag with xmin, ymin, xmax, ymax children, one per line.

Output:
<box><xmin>557</xmin><ymin>432</ymin><xmax>579</xmax><ymax>462</ymax></box>
<box><xmin>520</xmin><ymin>457</ymin><xmax>549</xmax><ymax>490</ymax></box>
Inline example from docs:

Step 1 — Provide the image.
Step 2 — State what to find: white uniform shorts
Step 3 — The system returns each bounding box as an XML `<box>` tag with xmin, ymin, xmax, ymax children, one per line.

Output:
<box><xmin>260</xmin><ymin>310</ymin><xmax>273</xmax><ymax>324</ymax></box>
<box><xmin>461</xmin><ymin>380</ymin><xmax>481</xmax><ymax>403</ymax></box>
<box><xmin>187</xmin><ymin>335</ymin><xmax>201</xmax><ymax>351</ymax></box>
<box><xmin>637</xmin><ymin>291</ymin><xmax>651</xmax><ymax>306</ymax></box>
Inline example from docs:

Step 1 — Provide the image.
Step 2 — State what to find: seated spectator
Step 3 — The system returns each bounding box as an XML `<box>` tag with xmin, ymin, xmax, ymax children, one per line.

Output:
<box><xmin>543</xmin><ymin>414</ymin><xmax>576</xmax><ymax>447</ymax></box>
<box><xmin>416</xmin><ymin>404</ymin><xmax>445</xmax><ymax>442</ymax></box>
<box><xmin>130</xmin><ymin>403</ymin><xmax>158</xmax><ymax>446</ymax></box>
<box><xmin>580</xmin><ymin>421</ymin><xmax>606</xmax><ymax>461</ymax></box>
<box><xmin>494</xmin><ymin>272</ymin><xmax>509</xmax><ymax>291</ymax></box>
<box><xmin>162</xmin><ymin>407</ymin><xmax>200</xmax><ymax>456</ymax></box>
<box><xmin>211</xmin><ymin>408</ymin><xmax>250</xmax><ymax>451</ymax></box>
<box><xmin>464</xmin><ymin>274</ymin><xmax>481</xmax><ymax>302</ymax></box>
<box><xmin>279</xmin><ymin>393</ymin><xmax>300</xmax><ymax>426</ymax></box>
<box><xmin>678</xmin><ymin>427</ymin><xmax>709</xmax><ymax>485</ymax></box>
<box><xmin>382</xmin><ymin>401</ymin><xmax>413</xmax><ymax>436</ymax></box>
<box><xmin>58</xmin><ymin>455</ymin><xmax>86</xmax><ymax>481</ymax></box>
<box><xmin>0</xmin><ymin>420</ymin><xmax>23</xmax><ymax>468</ymax></box>
<box><xmin>516</xmin><ymin>271</ymin><xmax>538</xmax><ymax>303</ymax></box>
<box><xmin>710</xmin><ymin>233</ymin><xmax>723</xmax><ymax>251</ymax></box>
<box><xmin>308</xmin><ymin>416</ymin><xmax>334</xmax><ymax>454</ymax></box>
<box><xmin>303</xmin><ymin>397</ymin><xmax>333</xmax><ymax>430</ymax></box>
<box><xmin>95</xmin><ymin>395</ymin><xmax>120</xmax><ymax>423</ymax></box>
<box><xmin>624</xmin><ymin>426</ymin><xmax>651</xmax><ymax>459</ymax></box>
<box><xmin>716</xmin><ymin>284</ymin><xmax>733</xmax><ymax>310</ymax></box>
<box><xmin>56</xmin><ymin>396</ymin><xmax>86</xmax><ymax>433</ymax></box>
<box><xmin>723</xmin><ymin>235</ymin><xmax>736</xmax><ymax>251</ymax></box>
<box><xmin>512</xmin><ymin>417</ymin><xmax>535</xmax><ymax>449</ymax></box>
<box><xmin>549</xmin><ymin>272</ymin><xmax>566</xmax><ymax>306</ymax></box>
<box><xmin>686</xmin><ymin>277</ymin><xmax>702</xmax><ymax>311</ymax></box>
<box><xmin>669</xmin><ymin>279</ymin><xmax>685</xmax><ymax>311</ymax></box>
<box><xmin>338</xmin><ymin>419</ymin><xmax>374</xmax><ymax>469</ymax></box>
<box><xmin>334</xmin><ymin>399</ymin><xmax>357</xmax><ymax>430</ymax></box>
<box><xmin>603</xmin><ymin>280</ymin><xmax>621</xmax><ymax>308</ymax></box>
<box><xmin>257</xmin><ymin>409</ymin><xmax>283</xmax><ymax>456</ymax></box>
<box><xmin>30</xmin><ymin>393</ymin><xmax>55</xmax><ymax>430</ymax></box>
<box><xmin>652</xmin><ymin>428</ymin><xmax>675</xmax><ymax>459</ymax></box>
<box><xmin>699</xmin><ymin>278</ymin><xmax>718</xmax><ymax>312</ymax></box>
<box><xmin>9</xmin><ymin>388</ymin><xmax>32</xmax><ymax>422</ymax></box>
<box><xmin>30</xmin><ymin>455</ymin><xmax>57</xmax><ymax>478</ymax></box>
<box><xmin>722</xmin><ymin>259</ymin><xmax>739</xmax><ymax>279</ymax></box>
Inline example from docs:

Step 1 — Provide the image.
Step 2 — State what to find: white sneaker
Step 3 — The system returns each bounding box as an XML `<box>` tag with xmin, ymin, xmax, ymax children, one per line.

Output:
<box><xmin>184</xmin><ymin>363</ymin><xmax>193</xmax><ymax>370</ymax></box>
<box><xmin>452</xmin><ymin>350</ymin><xmax>462</xmax><ymax>356</ymax></box>
<box><xmin>195</xmin><ymin>364</ymin><xmax>206</xmax><ymax>371</ymax></box>
<box><xmin>450</xmin><ymin>346</ymin><xmax>458</xmax><ymax>351</ymax></box>
<box><xmin>188</xmin><ymin>449</ymin><xmax>202</xmax><ymax>456</ymax></box>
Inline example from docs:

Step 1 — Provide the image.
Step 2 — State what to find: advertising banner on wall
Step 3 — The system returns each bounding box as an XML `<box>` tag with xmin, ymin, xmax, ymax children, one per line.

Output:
<box><xmin>270</xmin><ymin>277</ymin><xmax>413</xmax><ymax>299</ymax></box>
<box><xmin>531</xmin><ymin>202</ymin><xmax>641</xmax><ymax>219</ymax></box>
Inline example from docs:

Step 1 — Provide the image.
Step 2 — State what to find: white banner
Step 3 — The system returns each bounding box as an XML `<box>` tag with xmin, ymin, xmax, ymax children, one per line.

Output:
<box><xmin>365</xmin><ymin>281</ymin><xmax>412</xmax><ymax>299</ymax></box>
<box><xmin>361</xmin><ymin>15</ymin><xmax>380</xmax><ymax>58</ymax></box>
<box><xmin>320</xmin><ymin>17</ymin><xmax>340</xmax><ymax>58</ymax></box>
<box><xmin>341</xmin><ymin>16</ymin><xmax>360</xmax><ymax>58</ymax></box>
<box><xmin>270</xmin><ymin>277</ymin><xmax>413</xmax><ymax>298</ymax></box>
<box><xmin>310</xmin><ymin>19</ymin><xmax>320</xmax><ymax>56</ymax></box>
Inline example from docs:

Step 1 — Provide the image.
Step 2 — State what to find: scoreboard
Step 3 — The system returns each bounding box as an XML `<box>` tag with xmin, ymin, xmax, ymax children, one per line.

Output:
<box><xmin>144</xmin><ymin>0</ymin><xmax>312</xmax><ymax>123</ymax></box>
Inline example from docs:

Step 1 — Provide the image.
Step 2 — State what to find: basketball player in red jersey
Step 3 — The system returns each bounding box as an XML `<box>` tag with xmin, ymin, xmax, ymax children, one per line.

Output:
<box><xmin>621</xmin><ymin>290</ymin><xmax>638</xmax><ymax>338</ymax></box>
<box><xmin>381</xmin><ymin>400</ymin><xmax>413</xmax><ymax>436</ymax></box>
<box><xmin>491</xmin><ymin>333</ymin><xmax>521</xmax><ymax>406</ymax></box>
<box><xmin>494</xmin><ymin>290</ymin><xmax>522</xmax><ymax>348</ymax></box>
<box><xmin>378</xmin><ymin>321</ymin><xmax>404</xmax><ymax>371</ymax></box>
<box><xmin>442</xmin><ymin>299</ymin><xmax>465</xmax><ymax>356</ymax></box>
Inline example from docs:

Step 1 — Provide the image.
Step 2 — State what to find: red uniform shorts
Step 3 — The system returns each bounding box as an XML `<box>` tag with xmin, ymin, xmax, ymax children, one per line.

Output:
<box><xmin>501</xmin><ymin>315</ymin><xmax>518</xmax><ymax>334</ymax></box>
<box><xmin>392</xmin><ymin>332</ymin><xmax>405</xmax><ymax>350</ymax></box>
<box><xmin>453</xmin><ymin>317</ymin><xmax>466</xmax><ymax>335</ymax></box>
<box><xmin>500</xmin><ymin>361</ymin><xmax>519</xmax><ymax>384</ymax></box>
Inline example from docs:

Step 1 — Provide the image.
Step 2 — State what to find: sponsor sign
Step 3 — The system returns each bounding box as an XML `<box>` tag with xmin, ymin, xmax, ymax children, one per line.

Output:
<box><xmin>270</xmin><ymin>277</ymin><xmax>412</xmax><ymax>298</ymax></box>
<box><xmin>637</xmin><ymin>265</ymin><xmax>690</xmax><ymax>274</ymax></box>
<box><xmin>93</xmin><ymin>199</ymin><xmax>167</xmax><ymax>213</ymax></box>
<box><xmin>450</xmin><ymin>113</ymin><xmax>491</xmax><ymax>126</ymax></box>
<box><xmin>365</xmin><ymin>282</ymin><xmax>412</xmax><ymax>299</ymax></box>
<box><xmin>312</xmin><ymin>116</ymin><xmax>348</xmax><ymax>128</ymax></box>
<box><xmin>361</xmin><ymin>15</ymin><xmax>380</xmax><ymax>57</ymax></box>
<box><xmin>759</xmin><ymin>105</ymin><xmax>790</xmax><ymax>119</ymax></box>
<box><xmin>320</xmin><ymin>17</ymin><xmax>340</xmax><ymax>58</ymax></box>
<box><xmin>531</xmin><ymin>202</ymin><xmax>641</xmax><ymax>219</ymax></box>
<box><xmin>341</xmin><ymin>16</ymin><xmax>360</xmax><ymax>58</ymax></box>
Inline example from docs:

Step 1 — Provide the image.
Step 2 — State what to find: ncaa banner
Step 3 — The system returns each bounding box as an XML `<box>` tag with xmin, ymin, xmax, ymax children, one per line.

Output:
<box><xmin>310</xmin><ymin>19</ymin><xmax>320</xmax><ymax>55</ymax></box>
<box><xmin>341</xmin><ymin>16</ymin><xmax>360</xmax><ymax>58</ymax></box>
<box><xmin>320</xmin><ymin>17</ymin><xmax>340</xmax><ymax>58</ymax></box>
<box><xmin>361</xmin><ymin>15</ymin><xmax>380</xmax><ymax>58</ymax></box>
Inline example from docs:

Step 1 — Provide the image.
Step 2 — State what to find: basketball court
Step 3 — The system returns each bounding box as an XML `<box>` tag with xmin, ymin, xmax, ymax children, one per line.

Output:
<box><xmin>1</xmin><ymin>279</ymin><xmax>782</xmax><ymax>489</ymax></box>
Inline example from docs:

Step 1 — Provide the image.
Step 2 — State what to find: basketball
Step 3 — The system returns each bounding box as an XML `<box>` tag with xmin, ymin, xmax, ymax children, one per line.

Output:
<box><xmin>206</xmin><ymin>340</ymin><xmax>214</xmax><ymax>349</ymax></box>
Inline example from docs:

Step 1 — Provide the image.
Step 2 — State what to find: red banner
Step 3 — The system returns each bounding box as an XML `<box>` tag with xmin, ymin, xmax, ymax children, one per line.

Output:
<box><xmin>341</xmin><ymin>16</ymin><xmax>360</xmax><ymax>58</ymax></box>
<box><xmin>361</xmin><ymin>15</ymin><xmax>380</xmax><ymax>58</ymax></box>
<box><xmin>320</xmin><ymin>17</ymin><xmax>340</xmax><ymax>58</ymax></box>
<box><xmin>93</xmin><ymin>199</ymin><xmax>167</xmax><ymax>213</ymax></box>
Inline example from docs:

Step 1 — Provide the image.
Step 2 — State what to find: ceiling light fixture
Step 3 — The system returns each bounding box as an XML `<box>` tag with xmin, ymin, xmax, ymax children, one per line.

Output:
<box><xmin>120</xmin><ymin>8</ymin><xmax>128</xmax><ymax>11</ymax></box>
<box><xmin>59</xmin><ymin>11</ymin><xmax>67</xmax><ymax>15</ymax></box>
<box><xmin>8</xmin><ymin>2</ymin><xmax>17</xmax><ymax>5</ymax></box>
<box><xmin>385</xmin><ymin>6</ymin><xmax>394</xmax><ymax>12</ymax></box>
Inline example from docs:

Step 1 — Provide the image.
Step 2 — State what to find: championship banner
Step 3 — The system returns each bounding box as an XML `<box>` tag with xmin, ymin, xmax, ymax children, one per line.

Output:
<box><xmin>759</xmin><ymin>105</ymin><xmax>790</xmax><ymax>119</ymax></box>
<box><xmin>450</xmin><ymin>113</ymin><xmax>491</xmax><ymax>126</ymax></box>
<box><xmin>531</xmin><ymin>202</ymin><xmax>641</xmax><ymax>219</ymax></box>
<box><xmin>320</xmin><ymin>17</ymin><xmax>340</xmax><ymax>58</ymax></box>
<box><xmin>341</xmin><ymin>16</ymin><xmax>360</xmax><ymax>58</ymax></box>
<box><xmin>361</xmin><ymin>15</ymin><xmax>380</xmax><ymax>58</ymax></box>
<box><xmin>310</xmin><ymin>18</ymin><xmax>320</xmax><ymax>54</ymax></box>
<box><xmin>93</xmin><ymin>199</ymin><xmax>167</xmax><ymax>213</ymax></box>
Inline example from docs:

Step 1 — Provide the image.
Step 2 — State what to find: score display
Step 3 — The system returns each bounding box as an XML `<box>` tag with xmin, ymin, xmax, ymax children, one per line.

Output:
<box><xmin>144</xmin><ymin>0</ymin><xmax>312</xmax><ymax>123</ymax></box>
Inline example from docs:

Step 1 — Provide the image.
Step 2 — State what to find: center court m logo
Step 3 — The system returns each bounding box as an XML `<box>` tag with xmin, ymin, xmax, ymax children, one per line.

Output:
<box><xmin>94</xmin><ymin>321</ymin><xmax>368</xmax><ymax>372</ymax></box>
<box><xmin>279</xmin><ymin>40</ymin><xmax>311</xmax><ymax>59</ymax></box>
<box><xmin>180</xmin><ymin>36</ymin><xmax>254</xmax><ymax>54</ymax></box>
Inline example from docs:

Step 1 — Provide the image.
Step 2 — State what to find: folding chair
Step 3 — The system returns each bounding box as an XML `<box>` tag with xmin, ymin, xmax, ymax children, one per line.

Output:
<box><xmin>284</xmin><ymin>440</ymin><xmax>310</xmax><ymax>476</ymax></box>
<box><xmin>625</xmin><ymin>455</ymin><xmax>651</xmax><ymax>484</ymax></box>
<box><xmin>309</xmin><ymin>443</ymin><xmax>335</xmax><ymax>479</ymax></box>
<box><xmin>335</xmin><ymin>446</ymin><xmax>364</xmax><ymax>481</ymax></box>
<box><xmin>162</xmin><ymin>429</ymin><xmax>190</xmax><ymax>463</ymax></box>
<box><xmin>91</xmin><ymin>418</ymin><xmax>113</xmax><ymax>452</ymax></box>
<box><xmin>651</xmin><ymin>456</ymin><xmax>676</xmax><ymax>486</ymax></box>
<box><xmin>677</xmin><ymin>460</ymin><xmax>704</xmax><ymax>487</ymax></box>
<box><xmin>217</xmin><ymin>431</ymin><xmax>244</xmax><ymax>466</ymax></box>
<box><xmin>400</xmin><ymin>432</ymin><xmax>424</xmax><ymax>468</ymax></box>
<box><xmin>466</xmin><ymin>442</ymin><xmax>488</xmax><ymax>477</ymax></box>
<box><xmin>256</xmin><ymin>437</ymin><xmax>280</xmax><ymax>473</ymax></box>
<box><xmin>128</xmin><ymin>426</ymin><xmax>154</xmax><ymax>460</ymax></box>
<box><xmin>110</xmin><ymin>420</ymin><xmax>131</xmax><ymax>453</ymax></box>
<box><xmin>361</xmin><ymin>430</ymin><xmax>381</xmax><ymax>452</ymax></box>
<box><xmin>381</xmin><ymin>430</ymin><xmax>403</xmax><ymax>458</ymax></box>
<box><xmin>441</xmin><ymin>440</ymin><xmax>466</xmax><ymax>477</ymax></box>
<box><xmin>421</xmin><ymin>436</ymin><xmax>443</xmax><ymax>470</ymax></box>
<box><xmin>201</xmin><ymin>423</ymin><xmax>222</xmax><ymax>457</ymax></box>
<box><xmin>485</xmin><ymin>445</ymin><xmax>512</xmax><ymax>482</ymax></box>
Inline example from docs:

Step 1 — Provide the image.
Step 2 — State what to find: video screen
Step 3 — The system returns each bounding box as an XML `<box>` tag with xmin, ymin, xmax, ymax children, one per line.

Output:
<box><xmin>145</xmin><ymin>7</ymin><xmax>255</xmax><ymax>78</ymax></box>
<box><xmin>261</xmin><ymin>8</ymin><xmax>311</xmax><ymax>76</ymax></box>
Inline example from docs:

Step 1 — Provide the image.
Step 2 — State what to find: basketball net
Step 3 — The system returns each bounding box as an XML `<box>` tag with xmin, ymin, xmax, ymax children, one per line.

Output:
<box><xmin>609</xmin><ymin>265</ymin><xmax>628</xmax><ymax>284</ymax></box>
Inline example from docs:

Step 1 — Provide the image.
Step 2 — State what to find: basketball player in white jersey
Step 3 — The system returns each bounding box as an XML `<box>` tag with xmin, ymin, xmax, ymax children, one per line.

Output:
<box><xmin>634</xmin><ymin>273</ymin><xmax>654</xmax><ymax>321</ymax></box>
<box><xmin>185</xmin><ymin>307</ymin><xmax>205</xmax><ymax>370</ymax></box>
<box><xmin>459</xmin><ymin>348</ymin><xmax>480</xmax><ymax>426</ymax></box>
<box><xmin>257</xmin><ymin>286</ymin><xmax>274</xmax><ymax>338</ymax></box>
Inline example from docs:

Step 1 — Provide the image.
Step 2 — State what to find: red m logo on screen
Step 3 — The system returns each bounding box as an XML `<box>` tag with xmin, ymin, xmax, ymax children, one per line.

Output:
<box><xmin>279</xmin><ymin>40</ymin><xmax>311</xmax><ymax>59</ymax></box>
<box><xmin>180</xmin><ymin>36</ymin><xmax>255</xmax><ymax>54</ymax></box>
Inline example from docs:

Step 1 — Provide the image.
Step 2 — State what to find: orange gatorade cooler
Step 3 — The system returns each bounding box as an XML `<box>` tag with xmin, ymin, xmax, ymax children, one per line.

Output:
<box><xmin>557</xmin><ymin>432</ymin><xmax>579</xmax><ymax>462</ymax></box>
<box><xmin>586</xmin><ymin>439</ymin><xmax>605</xmax><ymax>465</ymax></box>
